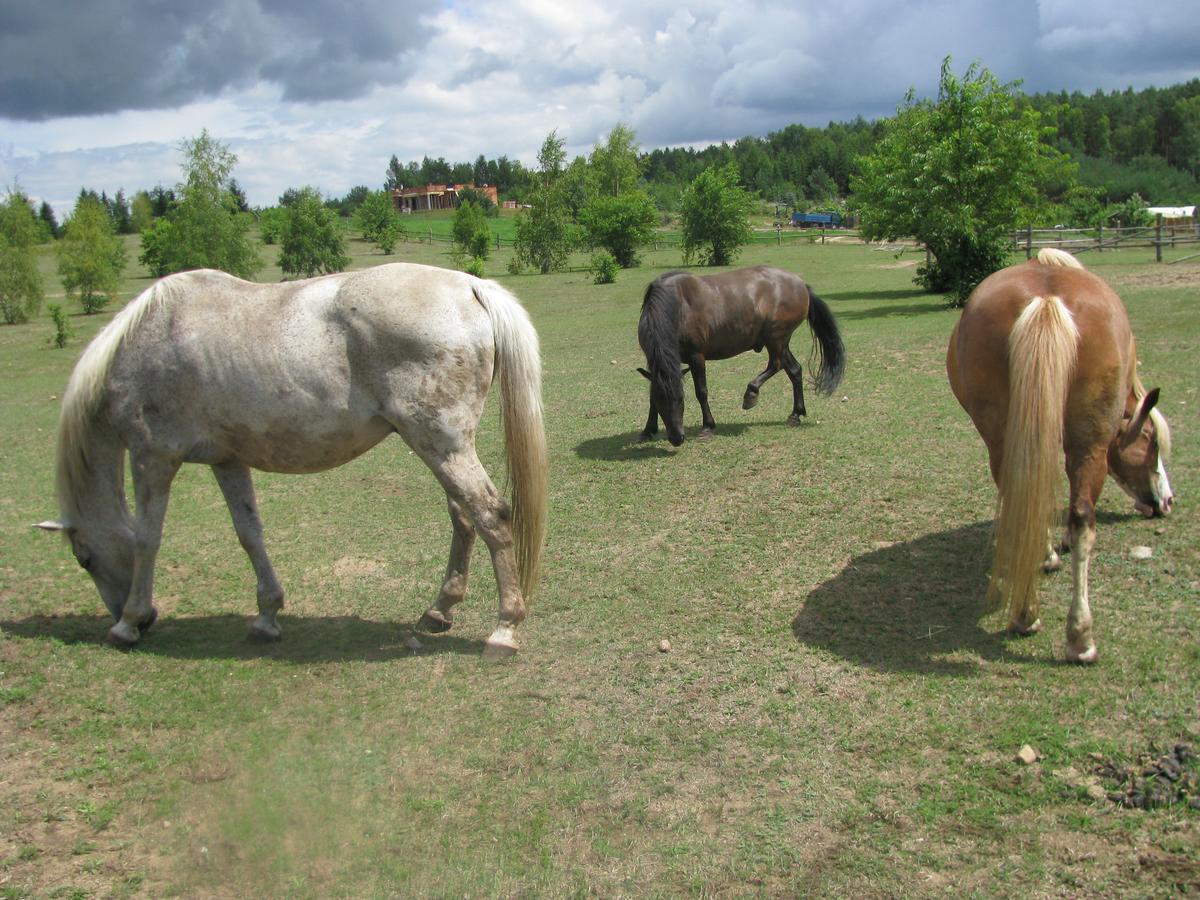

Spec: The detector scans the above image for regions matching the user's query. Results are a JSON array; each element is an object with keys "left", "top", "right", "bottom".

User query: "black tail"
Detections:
[{"left": 806, "top": 291, "right": 845, "bottom": 396}]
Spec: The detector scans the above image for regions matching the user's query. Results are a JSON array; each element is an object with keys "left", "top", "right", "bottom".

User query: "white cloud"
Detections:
[{"left": 2, "top": 0, "right": 1197, "bottom": 218}]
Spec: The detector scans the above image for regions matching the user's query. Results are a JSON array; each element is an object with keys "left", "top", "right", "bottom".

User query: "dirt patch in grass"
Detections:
[{"left": 1107, "top": 265, "right": 1200, "bottom": 289}]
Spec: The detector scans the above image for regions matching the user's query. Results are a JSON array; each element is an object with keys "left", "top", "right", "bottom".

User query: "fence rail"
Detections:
[{"left": 1011, "top": 215, "right": 1200, "bottom": 262}]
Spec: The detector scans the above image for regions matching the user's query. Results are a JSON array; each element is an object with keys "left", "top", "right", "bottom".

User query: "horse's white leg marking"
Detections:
[
  {"left": 109, "top": 453, "right": 179, "bottom": 646},
  {"left": 1066, "top": 522, "right": 1098, "bottom": 664},
  {"left": 1042, "top": 533, "right": 1062, "bottom": 573},
  {"left": 417, "top": 446, "right": 524, "bottom": 659},
  {"left": 212, "top": 463, "right": 284, "bottom": 641},
  {"left": 421, "top": 497, "right": 476, "bottom": 632}
]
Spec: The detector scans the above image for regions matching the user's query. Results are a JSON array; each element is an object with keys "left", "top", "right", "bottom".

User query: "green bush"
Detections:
[{"left": 588, "top": 251, "right": 619, "bottom": 284}]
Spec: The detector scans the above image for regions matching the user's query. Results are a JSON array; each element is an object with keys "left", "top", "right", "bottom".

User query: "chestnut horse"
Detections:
[
  {"left": 37, "top": 264, "right": 547, "bottom": 659},
  {"left": 947, "top": 248, "right": 1173, "bottom": 663},
  {"left": 637, "top": 266, "right": 845, "bottom": 445}
]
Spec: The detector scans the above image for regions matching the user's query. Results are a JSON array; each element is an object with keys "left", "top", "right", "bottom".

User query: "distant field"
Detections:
[{"left": 2, "top": 235, "right": 1197, "bottom": 897}]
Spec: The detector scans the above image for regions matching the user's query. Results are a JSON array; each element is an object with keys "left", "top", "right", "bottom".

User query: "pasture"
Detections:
[{"left": 1, "top": 234, "right": 1197, "bottom": 897}]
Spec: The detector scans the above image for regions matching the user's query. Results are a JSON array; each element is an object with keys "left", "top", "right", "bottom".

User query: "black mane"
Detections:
[{"left": 638, "top": 274, "right": 685, "bottom": 405}]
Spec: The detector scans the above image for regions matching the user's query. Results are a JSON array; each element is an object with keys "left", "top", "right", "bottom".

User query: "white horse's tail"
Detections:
[{"left": 473, "top": 279, "right": 548, "bottom": 601}]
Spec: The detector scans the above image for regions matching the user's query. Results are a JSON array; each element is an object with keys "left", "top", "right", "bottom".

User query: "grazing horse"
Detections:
[
  {"left": 37, "top": 264, "right": 547, "bottom": 659},
  {"left": 946, "top": 247, "right": 1174, "bottom": 663},
  {"left": 637, "top": 266, "right": 845, "bottom": 445}
]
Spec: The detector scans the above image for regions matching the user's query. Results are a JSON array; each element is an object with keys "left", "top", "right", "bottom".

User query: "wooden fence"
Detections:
[{"left": 1012, "top": 215, "right": 1200, "bottom": 262}]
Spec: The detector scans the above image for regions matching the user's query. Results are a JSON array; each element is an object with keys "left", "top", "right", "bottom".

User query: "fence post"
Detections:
[
  {"left": 1156, "top": 214, "right": 1163, "bottom": 263},
  {"left": 428, "top": 229, "right": 433, "bottom": 244},
  {"left": 1025, "top": 224, "right": 1033, "bottom": 259},
  {"left": 1097, "top": 223, "right": 1103, "bottom": 253}
]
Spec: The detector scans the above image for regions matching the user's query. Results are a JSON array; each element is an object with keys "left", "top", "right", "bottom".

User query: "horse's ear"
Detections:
[
  {"left": 1121, "top": 388, "right": 1161, "bottom": 448},
  {"left": 637, "top": 367, "right": 651, "bottom": 380},
  {"left": 33, "top": 520, "right": 71, "bottom": 533}
]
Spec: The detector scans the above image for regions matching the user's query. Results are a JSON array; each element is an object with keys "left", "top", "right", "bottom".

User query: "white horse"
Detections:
[{"left": 37, "top": 263, "right": 547, "bottom": 659}]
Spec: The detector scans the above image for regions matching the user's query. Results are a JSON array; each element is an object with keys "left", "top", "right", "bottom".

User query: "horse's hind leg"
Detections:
[
  {"left": 418, "top": 497, "right": 475, "bottom": 632},
  {"left": 212, "top": 463, "right": 284, "bottom": 642},
  {"left": 415, "top": 444, "right": 527, "bottom": 659},
  {"left": 742, "top": 353, "right": 782, "bottom": 411},
  {"left": 781, "top": 348, "right": 807, "bottom": 423},
  {"left": 109, "top": 453, "right": 180, "bottom": 646},
  {"left": 1064, "top": 453, "right": 1106, "bottom": 664}
]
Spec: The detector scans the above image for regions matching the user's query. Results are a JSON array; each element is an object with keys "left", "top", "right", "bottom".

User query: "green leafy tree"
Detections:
[
  {"left": 130, "top": 191, "right": 155, "bottom": 232},
  {"left": 0, "top": 187, "right": 44, "bottom": 324},
  {"left": 452, "top": 199, "right": 491, "bottom": 260},
  {"left": 578, "top": 191, "right": 658, "bottom": 268},
  {"left": 138, "top": 217, "right": 175, "bottom": 277},
  {"left": 514, "top": 131, "right": 576, "bottom": 274},
  {"left": 679, "top": 162, "right": 757, "bottom": 266},
  {"left": 141, "top": 129, "right": 262, "bottom": 278},
  {"left": 355, "top": 190, "right": 404, "bottom": 254},
  {"left": 277, "top": 187, "right": 349, "bottom": 279},
  {"left": 57, "top": 194, "right": 127, "bottom": 313},
  {"left": 853, "top": 58, "right": 1070, "bottom": 305},
  {"left": 577, "top": 124, "right": 658, "bottom": 267}
]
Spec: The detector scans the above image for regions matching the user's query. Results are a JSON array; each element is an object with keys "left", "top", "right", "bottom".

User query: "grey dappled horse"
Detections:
[{"left": 38, "top": 263, "right": 547, "bottom": 659}]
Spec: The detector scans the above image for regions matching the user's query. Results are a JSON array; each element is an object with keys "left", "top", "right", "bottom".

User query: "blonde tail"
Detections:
[
  {"left": 990, "top": 296, "right": 1079, "bottom": 626},
  {"left": 474, "top": 279, "right": 548, "bottom": 601}
]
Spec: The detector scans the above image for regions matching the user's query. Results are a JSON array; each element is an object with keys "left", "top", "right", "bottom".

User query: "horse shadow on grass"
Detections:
[
  {"left": 823, "top": 289, "right": 947, "bottom": 321},
  {"left": 0, "top": 612, "right": 484, "bottom": 662},
  {"left": 574, "top": 422, "right": 810, "bottom": 461},
  {"left": 792, "top": 520, "right": 1035, "bottom": 675}
]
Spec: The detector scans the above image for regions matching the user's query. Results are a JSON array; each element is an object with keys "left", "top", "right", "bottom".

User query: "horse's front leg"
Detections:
[
  {"left": 212, "top": 463, "right": 285, "bottom": 642},
  {"left": 639, "top": 399, "right": 660, "bottom": 441},
  {"left": 109, "top": 453, "right": 180, "bottom": 647},
  {"left": 1064, "top": 452, "right": 1107, "bottom": 664},
  {"left": 691, "top": 358, "right": 717, "bottom": 439},
  {"left": 419, "top": 497, "right": 475, "bottom": 633},
  {"left": 781, "top": 348, "right": 807, "bottom": 424}
]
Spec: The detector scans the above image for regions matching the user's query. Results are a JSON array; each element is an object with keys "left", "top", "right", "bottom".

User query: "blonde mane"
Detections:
[
  {"left": 56, "top": 277, "right": 177, "bottom": 524},
  {"left": 1036, "top": 247, "right": 1085, "bottom": 269}
]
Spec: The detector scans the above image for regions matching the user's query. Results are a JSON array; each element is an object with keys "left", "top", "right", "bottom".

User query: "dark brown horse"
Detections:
[
  {"left": 637, "top": 266, "right": 845, "bottom": 445},
  {"left": 947, "top": 248, "right": 1174, "bottom": 663}
]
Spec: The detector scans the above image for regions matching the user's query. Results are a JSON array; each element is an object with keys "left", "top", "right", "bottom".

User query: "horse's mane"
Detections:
[
  {"left": 56, "top": 276, "right": 178, "bottom": 524},
  {"left": 1036, "top": 247, "right": 1085, "bottom": 269},
  {"left": 639, "top": 274, "right": 686, "bottom": 405}
]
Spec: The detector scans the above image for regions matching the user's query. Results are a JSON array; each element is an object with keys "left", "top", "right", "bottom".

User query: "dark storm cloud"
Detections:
[{"left": 0, "top": 0, "right": 441, "bottom": 120}]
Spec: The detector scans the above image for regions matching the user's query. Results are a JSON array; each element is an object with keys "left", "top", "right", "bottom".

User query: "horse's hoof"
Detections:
[
  {"left": 248, "top": 616, "right": 282, "bottom": 642},
  {"left": 106, "top": 620, "right": 141, "bottom": 648},
  {"left": 742, "top": 390, "right": 759, "bottom": 410},
  {"left": 1067, "top": 644, "right": 1098, "bottom": 665},
  {"left": 787, "top": 414, "right": 803, "bottom": 427},
  {"left": 418, "top": 610, "right": 454, "bottom": 633},
  {"left": 482, "top": 624, "right": 518, "bottom": 661},
  {"left": 140, "top": 606, "right": 159, "bottom": 632},
  {"left": 1042, "top": 552, "right": 1062, "bottom": 573},
  {"left": 697, "top": 429, "right": 714, "bottom": 442},
  {"left": 1008, "top": 617, "right": 1042, "bottom": 636},
  {"left": 637, "top": 430, "right": 656, "bottom": 442}
]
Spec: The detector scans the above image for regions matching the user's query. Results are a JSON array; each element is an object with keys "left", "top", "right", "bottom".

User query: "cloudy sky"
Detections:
[{"left": 3, "top": 0, "right": 1199, "bottom": 217}]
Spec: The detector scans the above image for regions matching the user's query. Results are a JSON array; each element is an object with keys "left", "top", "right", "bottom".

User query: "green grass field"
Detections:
[{"left": 1, "top": 230, "right": 1197, "bottom": 897}]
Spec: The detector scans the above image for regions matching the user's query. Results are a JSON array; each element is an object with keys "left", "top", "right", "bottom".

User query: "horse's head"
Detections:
[
  {"left": 1108, "top": 387, "right": 1174, "bottom": 518},
  {"left": 638, "top": 365, "right": 688, "bottom": 446},
  {"left": 35, "top": 519, "right": 134, "bottom": 620}
]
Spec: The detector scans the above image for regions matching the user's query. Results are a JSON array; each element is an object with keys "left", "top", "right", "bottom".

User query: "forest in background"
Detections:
[{"left": 45, "top": 78, "right": 1200, "bottom": 240}]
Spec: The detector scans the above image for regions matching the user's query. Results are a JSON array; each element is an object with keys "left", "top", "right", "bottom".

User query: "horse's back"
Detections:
[
  {"left": 103, "top": 265, "right": 496, "bottom": 472},
  {"left": 948, "top": 260, "right": 1133, "bottom": 448},
  {"left": 674, "top": 266, "right": 810, "bottom": 357}
]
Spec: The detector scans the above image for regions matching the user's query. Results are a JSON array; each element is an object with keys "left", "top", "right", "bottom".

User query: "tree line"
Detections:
[{"left": 3, "top": 63, "right": 1198, "bottom": 334}]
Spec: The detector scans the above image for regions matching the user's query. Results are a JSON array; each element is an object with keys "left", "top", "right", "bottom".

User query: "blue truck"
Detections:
[{"left": 791, "top": 211, "right": 843, "bottom": 228}]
